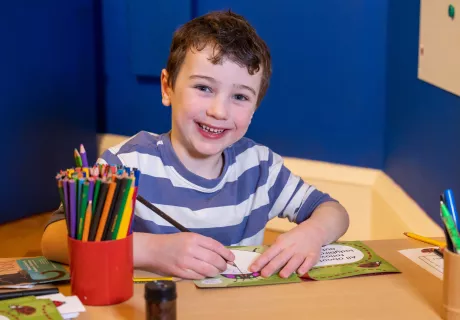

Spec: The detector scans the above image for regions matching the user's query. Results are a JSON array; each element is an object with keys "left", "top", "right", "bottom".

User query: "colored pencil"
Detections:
[
  {"left": 95, "top": 180, "right": 117, "bottom": 241},
  {"left": 77, "top": 181, "right": 89, "bottom": 240},
  {"left": 80, "top": 144, "right": 89, "bottom": 168},
  {"left": 403, "top": 232, "right": 446, "bottom": 248},
  {"left": 444, "top": 189, "right": 459, "bottom": 231},
  {"left": 69, "top": 180, "right": 77, "bottom": 238},
  {"left": 440, "top": 200, "right": 460, "bottom": 253},
  {"left": 92, "top": 178, "right": 101, "bottom": 213},
  {"left": 74, "top": 149, "right": 83, "bottom": 167},
  {"left": 82, "top": 201, "right": 92, "bottom": 242},
  {"left": 128, "top": 169, "right": 140, "bottom": 234},
  {"left": 117, "top": 177, "right": 136, "bottom": 239},
  {"left": 88, "top": 181, "right": 109, "bottom": 241},
  {"left": 56, "top": 146, "right": 139, "bottom": 241},
  {"left": 62, "top": 178, "right": 70, "bottom": 233},
  {"left": 110, "top": 177, "right": 133, "bottom": 239},
  {"left": 137, "top": 195, "right": 190, "bottom": 232}
]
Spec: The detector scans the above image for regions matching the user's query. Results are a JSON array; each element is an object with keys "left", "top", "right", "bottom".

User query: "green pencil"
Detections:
[
  {"left": 74, "top": 149, "right": 83, "bottom": 168},
  {"left": 441, "top": 200, "right": 460, "bottom": 253},
  {"left": 77, "top": 181, "right": 89, "bottom": 240},
  {"left": 92, "top": 178, "right": 101, "bottom": 213},
  {"left": 111, "top": 178, "right": 133, "bottom": 240}
]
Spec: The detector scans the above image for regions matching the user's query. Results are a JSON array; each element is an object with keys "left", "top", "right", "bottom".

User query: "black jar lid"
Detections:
[{"left": 145, "top": 281, "right": 177, "bottom": 302}]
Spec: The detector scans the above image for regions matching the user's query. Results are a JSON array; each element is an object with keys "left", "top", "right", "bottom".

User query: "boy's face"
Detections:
[{"left": 161, "top": 45, "right": 262, "bottom": 159}]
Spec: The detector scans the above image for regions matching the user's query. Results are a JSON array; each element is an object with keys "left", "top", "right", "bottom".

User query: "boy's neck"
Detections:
[{"left": 169, "top": 133, "right": 224, "bottom": 180}]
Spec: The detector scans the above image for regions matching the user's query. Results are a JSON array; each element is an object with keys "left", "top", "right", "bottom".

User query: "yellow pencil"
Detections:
[
  {"left": 116, "top": 178, "right": 135, "bottom": 239},
  {"left": 133, "top": 277, "right": 174, "bottom": 283},
  {"left": 403, "top": 232, "right": 446, "bottom": 247}
]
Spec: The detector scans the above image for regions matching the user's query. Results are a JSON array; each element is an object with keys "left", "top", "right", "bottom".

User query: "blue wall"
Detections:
[
  {"left": 0, "top": 1, "right": 98, "bottom": 224},
  {"left": 102, "top": 0, "right": 388, "bottom": 169},
  {"left": 385, "top": 0, "right": 460, "bottom": 226}
]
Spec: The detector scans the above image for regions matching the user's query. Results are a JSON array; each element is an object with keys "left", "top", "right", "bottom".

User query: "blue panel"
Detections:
[
  {"left": 385, "top": 0, "right": 460, "bottom": 226},
  {"left": 197, "top": 0, "right": 389, "bottom": 168},
  {"left": 103, "top": 0, "right": 172, "bottom": 136},
  {"left": 103, "top": 0, "right": 389, "bottom": 169},
  {"left": 0, "top": 1, "right": 97, "bottom": 223},
  {"left": 127, "top": 0, "right": 192, "bottom": 76}
]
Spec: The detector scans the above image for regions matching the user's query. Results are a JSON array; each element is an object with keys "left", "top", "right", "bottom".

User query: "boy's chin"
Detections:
[{"left": 193, "top": 142, "right": 230, "bottom": 158}]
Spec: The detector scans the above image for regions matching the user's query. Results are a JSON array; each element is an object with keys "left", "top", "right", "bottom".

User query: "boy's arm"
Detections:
[
  {"left": 41, "top": 206, "right": 69, "bottom": 264},
  {"left": 249, "top": 150, "right": 349, "bottom": 277}
]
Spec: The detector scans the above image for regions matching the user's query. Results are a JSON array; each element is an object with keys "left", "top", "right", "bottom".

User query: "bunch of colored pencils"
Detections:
[
  {"left": 440, "top": 189, "right": 460, "bottom": 253},
  {"left": 56, "top": 144, "right": 140, "bottom": 242}
]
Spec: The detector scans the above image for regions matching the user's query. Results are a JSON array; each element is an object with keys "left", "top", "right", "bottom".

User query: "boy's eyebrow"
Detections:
[
  {"left": 233, "top": 84, "right": 256, "bottom": 97},
  {"left": 189, "top": 74, "right": 256, "bottom": 96},
  {"left": 189, "top": 74, "right": 216, "bottom": 82}
]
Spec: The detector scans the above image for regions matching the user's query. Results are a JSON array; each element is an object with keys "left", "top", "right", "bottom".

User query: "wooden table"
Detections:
[{"left": 56, "top": 238, "right": 445, "bottom": 319}]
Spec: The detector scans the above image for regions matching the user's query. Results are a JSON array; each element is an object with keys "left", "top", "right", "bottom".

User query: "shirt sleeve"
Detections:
[
  {"left": 44, "top": 204, "right": 66, "bottom": 230},
  {"left": 97, "top": 148, "right": 124, "bottom": 166},
  {"left": 266, "top": 150, "right": 338, "bottom": 224}
]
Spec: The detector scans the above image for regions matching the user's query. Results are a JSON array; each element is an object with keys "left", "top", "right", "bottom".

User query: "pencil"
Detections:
[
  {"left": 137, "top": 195, "right": 190, "bottom": 232},
  {"left": 403, "top": 232, "right": 446, "bottom": 248},
  {"left": 127, "top": 169, "right": 140, "bottom": 234},
  {"left": 69, "top": 180, "right": 77, "bottom": 238},
  {"left": 92, "top": 178, "right": 101, "bottom": 213},
  {"left": 62, "top": 178, "right": 70, "bottom": 234},
  {"left": 133, "top": 277, "right": 174, "bottom": 283},
  {"left": 102, "top": 176, "right": 123, "bottom": 240},
  {"left": 137, "top": 194, "right": 242, "bottom": 270},
  {"left": 80, "top": 144, "right": 89, "bottom": 168},
  {"left": 111, "top": 177, "right": 133, "bottom": 239},
  {"left": 440, "top": 200, "right": 460, "bottom": 252},
  {"left": 95, "top": 180, "right": 117, "bottom": 241},
  {"left": 82, "top": 201, "right": 92, "bottom": 242},
  {"left": 88, "top": 180, "right": 109, "bottom": 241},
  {"left": 77, "top": 181, "right": 90, "bottom": 240},
  {"left": 117, "top": 177, "right": 136, "bottom": 239},
  {"left": 74, "top": 149, "right": 83, "bottom": 167}
]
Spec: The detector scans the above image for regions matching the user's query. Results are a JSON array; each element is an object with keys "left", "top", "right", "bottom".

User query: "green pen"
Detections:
[{"left": 441, "top": 200, "right": 460, "bottom": 253}]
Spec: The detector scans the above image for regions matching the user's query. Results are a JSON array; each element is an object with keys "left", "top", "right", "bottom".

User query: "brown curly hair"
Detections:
[{"left": 165, "top": 10, "right": 272, "bottom": 107}]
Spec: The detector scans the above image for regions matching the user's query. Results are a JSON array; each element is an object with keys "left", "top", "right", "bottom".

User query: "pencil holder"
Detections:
[
  {"left": 443, "top": 248, "right": 460, "bottom": 319},
  {"left": 68, "top": 234, "right": 134, "bottom": 306}
]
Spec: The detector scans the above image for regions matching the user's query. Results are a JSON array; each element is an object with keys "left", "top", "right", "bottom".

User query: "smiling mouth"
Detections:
[{"left": 197, "top": 123, "right": 226, "bottom": 134}]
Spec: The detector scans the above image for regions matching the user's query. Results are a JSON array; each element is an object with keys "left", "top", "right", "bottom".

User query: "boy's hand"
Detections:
[
  {"left": 135, "top": 232, "right": 234, "bottom": 280},
  {"left": 249, "top": 223, "right": 325, "bottom": 278}
]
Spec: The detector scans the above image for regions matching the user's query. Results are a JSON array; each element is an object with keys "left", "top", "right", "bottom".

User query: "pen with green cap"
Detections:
[{"left": 440, "top": 197, "right": 460, "bottom": 253}]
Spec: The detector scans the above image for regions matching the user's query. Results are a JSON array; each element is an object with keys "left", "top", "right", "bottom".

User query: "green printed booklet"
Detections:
[
  {"left": 0, "top": 257, "right": 69, "bottom": 288},
  {"left": 194, "top": 241, "right": 400, "bottom": 288},
  {"left": 0, "top": 296, "right": 63, "bottom": 320}
]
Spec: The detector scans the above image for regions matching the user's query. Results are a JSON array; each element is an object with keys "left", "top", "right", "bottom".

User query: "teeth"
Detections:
[{"left": 200, "top": 124, "right": 224, "bottom": 134}]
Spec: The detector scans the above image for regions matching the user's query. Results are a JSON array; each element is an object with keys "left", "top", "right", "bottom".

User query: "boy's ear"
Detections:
[{"left": 160, "top": 69, "right": 172, "bottom": 106}]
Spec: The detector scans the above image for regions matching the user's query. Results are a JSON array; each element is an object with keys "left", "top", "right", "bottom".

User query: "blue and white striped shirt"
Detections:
[{"left": 95, "top": 131, "right": 336, "bottom": 246}]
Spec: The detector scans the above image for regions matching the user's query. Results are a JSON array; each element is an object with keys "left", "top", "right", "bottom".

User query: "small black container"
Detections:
[{"left": 145, "top": 281, "right": 177, "bottom": 320}]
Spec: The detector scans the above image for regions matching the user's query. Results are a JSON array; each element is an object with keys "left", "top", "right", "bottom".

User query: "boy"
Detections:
[{"left": 41, "top": 10, "right": 349, "bottom": 280}]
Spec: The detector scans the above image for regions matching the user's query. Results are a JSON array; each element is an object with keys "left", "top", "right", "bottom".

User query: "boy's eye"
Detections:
[
  {"left": 195, "top": 85, "right": 212, "bottom": 93},
  {"left": 233, "top": 94, "right": 249, "bottom": 101}
]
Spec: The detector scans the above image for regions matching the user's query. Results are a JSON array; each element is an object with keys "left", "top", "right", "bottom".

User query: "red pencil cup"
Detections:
[{"left": 68, "top": 234, "right": 134, "bottom": 306}]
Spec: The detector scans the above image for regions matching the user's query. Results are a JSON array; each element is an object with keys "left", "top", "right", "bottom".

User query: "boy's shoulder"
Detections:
[
  {"left": 104, "top": 130, "right": 163, "bottom": 156},
  {"left": 231, "top": 136, "right": 281, "bottom": 163}
]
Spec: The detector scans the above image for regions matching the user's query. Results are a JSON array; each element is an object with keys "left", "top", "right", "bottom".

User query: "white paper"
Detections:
[
  {"left": 38, "top": 293, "right": 86, "bottom": 316},
  {"left": 399, "top": 247, "right": 444, "bottom": 279},
  {"left": 313, "top": 244, "right": 365, "bottom": 267},
  {"left": 222, "top": 250, "right": 261, "bottom": 274}
]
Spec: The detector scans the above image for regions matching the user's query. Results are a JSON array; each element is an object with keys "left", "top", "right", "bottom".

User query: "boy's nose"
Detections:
[{"left": 207, "top": 98, "right": 228, "bottom": 120}]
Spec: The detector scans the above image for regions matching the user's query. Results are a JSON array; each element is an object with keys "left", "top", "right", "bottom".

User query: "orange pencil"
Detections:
[
  {"left": 95, "top": 180, "right": 117, "bottom": 241},
  {"left": 82, "top": 201, "right": 92, "bottom": 242}
]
